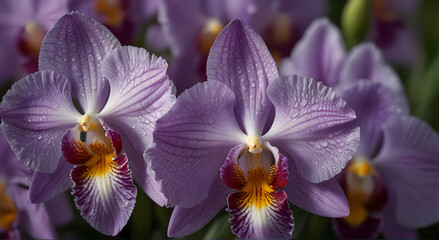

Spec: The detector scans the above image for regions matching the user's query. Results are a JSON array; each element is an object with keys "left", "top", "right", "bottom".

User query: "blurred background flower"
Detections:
[{"left": 0, "top": 132, "right": 72, "bottom": 239}]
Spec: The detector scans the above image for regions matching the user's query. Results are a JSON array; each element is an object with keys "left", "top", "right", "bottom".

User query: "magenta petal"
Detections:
[
  {"left": 71, "top": 154, "right": 137, "bottom": 236},
  {"left": 220, "top": 144, "right": 247, "bottom": 190},
  {"left": 338, "top": 80, "right": 409, "bottom": 157},
  {"left": 339, "top": 43, "right": 403, "bottom": 93},
  {"left": 29, "top": 159, "right": 74, "bottom": 203},
  {"left": 227, "top": 190, "right": 294, "bottom": 239},
  {"left": 39, "top": 12, "right": 120, "bottom": 113},
  {"left": 374, "top": 116, "right": 439, "bottom": 228},
  {"left": 0, "top": 71, "right": 80, "bottom": 172},
  {"left": 264, "top": 142, "right": 289, "bottom": 189},
  {"left": 207, "top": 19, "right": 279, "bottom": 136},
  {"left": 145, "top": 81, "right": 245, "bottom": 208},
  {"left": 333, "top": 216, "right": 382, "bottom": 239},
  {"left": 168, "top": 177, "right": 230, "bottom": 238},
  {"left": 265, "top": 75, "right": 359, "bottom": 183},
  {"left": 280, "top": 18, "right": 345, "bottom": 87},
  {"left": 284, "top": 161, "right": 349, "bottom": 218}
]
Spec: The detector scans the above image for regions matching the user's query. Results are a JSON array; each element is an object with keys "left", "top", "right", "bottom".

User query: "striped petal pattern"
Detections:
[
  {"left": 62, "top": 129, "right": 137, "bottom": 236},
  {"left": 220, "top": 143, "right": 294, "bottom": 239}
]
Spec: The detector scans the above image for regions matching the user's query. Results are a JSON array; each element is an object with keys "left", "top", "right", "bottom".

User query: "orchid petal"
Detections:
[
  {"left": 339, "top": 81, "right": 409, "bottom": 157},
  {"left": 265, "top": 75, "right": 359, "bottom": 183},
  {"left": 96, "top": 46, "right": 175, "bottom": 205},
  {"left": 285, "top": 160, "right": 349, "bottom": 218},
  {"left": 158, "top": 0, "right": 204, "bottom": 56},
  {"left": 169, "top": 52, "right": 204, "bottom": 93},
  {"left": 71, "top": 154, "right": 137, "bottom": 236},
  {"left": 39, "top": 12, "right": 121, "bottom": 113},
  {"left": 339, "top": 43, "right": 403, "bottom": 93},
  {"left": 279, "top": 18, "right": 345, "bottom": 87},
  {"left": 44, "top": 193, "right": 74, "bottom": 227},
  {"left": 167, "top": 177, "right": 230, "bottom": 238},
  {"left": 158, "top": 0, "right": 206, "bottom": 92},
  {"left": 0, "top": 71, "right": 80, "bottom": 172},
  {"left": 380, "top": 194, "right": 418, "bottom": 239},
  {"left": 0, "top": 132, "right": 31, "bottom": 185},
  {"left": 145, "top": 81, "right": 245, "bottom": 208},
  {"left": 29, "top": 159, "right": 73, "bottom": 203},
  {"left": 207, "top": 19, "right": 279, "bottom": 136},
  {"left": 99, "top": 46, "right": 175, "bottom": 150},
  {"left": 126, "top": 137, "right": 169, "bottom": 206},
  {"left": 8, "top": 185, "right": 57, "bottom": 239},
  {"left": 374, "top": 116, "right": 439, "bottom": 228}
]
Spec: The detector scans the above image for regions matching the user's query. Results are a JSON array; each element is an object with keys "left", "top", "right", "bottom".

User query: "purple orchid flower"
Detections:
[
  {"left": 281, "top": 17, "right": 439, "bottom": 239},
  {"left": 0, "top": 12, "right": 175, "bottom": 236},
  {"left": 157, "top": 0, "right": 326, "bottom": 93},
  {"left": 145, "top": 19, "right": 360, "bottom": 239},
  {"left": 0, "top": 132, "right": 73, "bottom": 239},
  {"left": 68, "top": 0, "right": 159, "bottom": 45},
  {"left": 370, "top": 0, "right": 420, "bottom": 65},
  {"left": 0, "top": 0, "right": 67, "bottom": 82}
]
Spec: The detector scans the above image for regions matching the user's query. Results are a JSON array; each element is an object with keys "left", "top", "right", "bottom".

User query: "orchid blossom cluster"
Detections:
[
  {"left": 0, "top": 1, "right": 439, "bottom": 240},
  {"left": 281, "top": 18, "right": 439, "bottom": 239}
]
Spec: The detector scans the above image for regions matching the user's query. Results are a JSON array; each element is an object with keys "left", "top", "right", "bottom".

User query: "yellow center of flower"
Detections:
[
  {"left": 0, "top": 182, "right": 17, "bottom": 230},
  {"left": 94, "top": 0, "right": 124, "bottom": 26},
  {"left": 22, "top": 22, "right": 46, "bottom": 58},
  {"left": 241, "top": 166, "right": 275, "bottom": 210},
  {"left": 73, "top": 140, "right": 116, "bottom": 178},
  {"left": 343, "top": 157, "right": 377, "bottom": 227},
  {"left": 77, "top": 114, "right": 110, "bottom": 146},
  {"left": 229, "top": 137, "right": 279, "bottom": 209},
  {"left": 199, "top": 19, "right": 224, "bottom": 55},
  {"left": 72, "top": 114, "right": 117, "bottom": 177}
]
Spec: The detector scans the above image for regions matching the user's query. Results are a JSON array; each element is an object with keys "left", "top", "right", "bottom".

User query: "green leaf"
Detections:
[{"left": 414, "top": 54, "right": 439, "bottom": 129}]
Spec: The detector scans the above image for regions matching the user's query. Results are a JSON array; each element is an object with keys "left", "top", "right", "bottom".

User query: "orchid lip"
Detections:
[
  {"left": 221, "top": 143, "right": 293, "bottom": 239},
  {"left": 342, "top": 157, "right": 388, "bottom": 227}
]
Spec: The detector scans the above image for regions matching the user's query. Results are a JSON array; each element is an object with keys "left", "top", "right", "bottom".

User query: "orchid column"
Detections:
[
  {"left": 145, "top": 19, "right": 360, "bottom": 239},
  {"left": 0, "top": 12, "right": 175, "bottom": 236}
]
